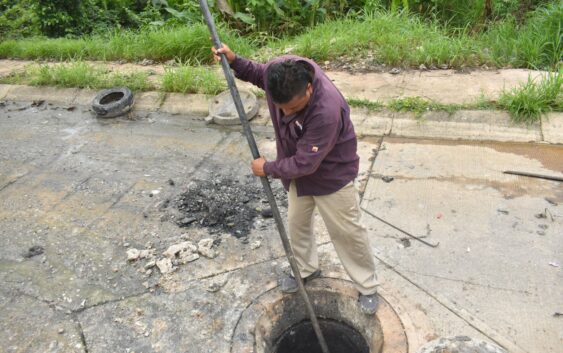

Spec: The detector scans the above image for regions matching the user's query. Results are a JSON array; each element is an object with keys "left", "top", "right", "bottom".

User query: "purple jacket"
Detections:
[{"left": 231, "top": 55, "right": 359, "bottom": 196}]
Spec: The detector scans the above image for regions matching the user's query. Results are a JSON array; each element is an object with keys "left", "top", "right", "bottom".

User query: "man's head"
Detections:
[{"left": 267, "top": 60, "right": 314, "bottom": 116}]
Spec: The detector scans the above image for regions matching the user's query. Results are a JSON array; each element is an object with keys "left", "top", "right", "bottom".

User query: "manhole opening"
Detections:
[
  {"left": 274, "top": 318, "right": 369, "bottom": 353},
  {"left": 100, "top": 92, "right": 124, "bottom": 104},
  {"left": 231, "top": 279, "right": 407, "bottom": 353}
]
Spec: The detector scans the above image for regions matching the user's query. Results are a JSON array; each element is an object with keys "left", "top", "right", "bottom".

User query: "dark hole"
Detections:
[
  {"left": 100, "top": 92, "right": 124, "bottom": 105},
  {"left": 274, "top": 319, "right": 369, "bottom": 353}
]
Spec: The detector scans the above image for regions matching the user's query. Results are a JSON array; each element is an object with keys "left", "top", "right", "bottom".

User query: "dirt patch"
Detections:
[{"left": 171, "top": 175, "right": 287, "bottom": 238}]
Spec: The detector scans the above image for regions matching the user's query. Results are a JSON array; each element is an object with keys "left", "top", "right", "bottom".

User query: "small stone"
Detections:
[
  {"left": 138, "top": 249, "right": 152, "bottom": 259},
  {"left": 179, "top": 252, "right": 199, "bottom": 264},
  {"left": 207, "top": 277, "right": 229, "bottom": 292},
  {"left": 261, "top": 208, "right": 273, "bottom": 218},
  {"left": 198, "top": 238, "right": 217, "bottom": 259},
  {"left": 123, "top": 242, "right": 130, "bottom": 247},
  {"left": 381, "top": 176, "right": 394, "bottom": 183},
  {"left": 250, "top": 240, "right": 262, "bottom": 250},
  {"left": 127, "top": 248, "right": 141, "bottom": 261},
  {"left": 145, "top": 269, "right": 153, "bottom": 276},
  {"left": 390, "top": 68, "right": 401, "bottom": 75},
  {"left": 58, "top": 328, "right": 65, "bottom": 334},
  {"left": 163, "top": 241, "right": 197, "bottom": 258},
  {"left": 419, "top": 64, "right": 428, "bottom": 71},
  {"left": 179, "top": 217, "right": 197, "bottom": 226},
  {"left": 24, "top": 245, "right": 44, "bottom": 258},
  {"left": 324, "top": 61, "right": 330, "bottom": 66},
  {"left": 144, "top": 260, "right": 156, "bottom": 269},
  {"left": 156, "top": 258, "right": 174, "bottom": 274}
]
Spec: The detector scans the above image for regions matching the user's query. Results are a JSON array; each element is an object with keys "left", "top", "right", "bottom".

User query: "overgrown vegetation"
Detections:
[
  {"left": 0, "top": 24, "right": 255, "bottom": 63},
  {"left": 1, "top": 62, "right": 154, "bottom": 91},
  {"left": 161, "top": 65, "right": 226, "bottom": 94},
  {"left": 498, "top": 70, "right": 563, "bottom": 123},
  {"left": 0, "top": 1, "right": 561, "bottom": 70},
  {"left": 348, "top": 72, "right": 562, "bottom": 123},
  {"left": 0, "top": 62, "right": 226, "bottom": 95}
]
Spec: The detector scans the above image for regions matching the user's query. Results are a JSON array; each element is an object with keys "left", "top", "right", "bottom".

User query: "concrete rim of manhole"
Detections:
[
  {"left": 209, "top": 89, "right": 259, "bottom": 126},
  {"left": 231, "top": 277, "right": 407, "bottom": 353}
]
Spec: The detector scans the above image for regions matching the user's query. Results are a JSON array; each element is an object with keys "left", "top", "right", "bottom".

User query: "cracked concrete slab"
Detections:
[
  {"left": 361, "top": 138, "right": 563, "bottom": 353},
  {"left": 1, "top": 101, "right": 562, "bottom": 353},
  {"left": 159, "top": 93, "right": 209, "bottom": 117},
  {"left": 329, "top": 69, "right": 544, "bottom": 104},
  {"left": 5, "top": 85, "right": 79, "bottom": 105},
  {"left": 0, "top": 287, "right": 85, "bottom": 353},
  {"left": 392, "top": 110, "right": 542, "bottom": 142},
  {"left": 543, "top": 112, "right": 563, "bottom": 144}
]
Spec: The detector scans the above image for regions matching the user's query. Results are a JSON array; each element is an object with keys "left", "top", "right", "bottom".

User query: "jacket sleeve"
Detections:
[
  {"left": 263, "top": 112, "right": 341, "bottom": 179},
  {"left": 230, "top": 56, "right": 267, "bottom": 90}
]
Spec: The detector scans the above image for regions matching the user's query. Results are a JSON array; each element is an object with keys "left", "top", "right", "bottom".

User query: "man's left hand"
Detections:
[{"left": 251, "top": 157, "right": 267, "bottom": 177}]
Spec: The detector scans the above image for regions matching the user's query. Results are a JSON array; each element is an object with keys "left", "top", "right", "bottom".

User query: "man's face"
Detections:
[{"left": 275, "top": 83, "right": 313, "bottom": 116}]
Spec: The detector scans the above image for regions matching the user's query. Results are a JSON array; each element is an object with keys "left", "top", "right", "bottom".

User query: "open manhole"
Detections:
[
  {"left": 274, "top": 318, "right": 369, "bottom": 353},
  {"left": 232, "top": 278, "right": 407, "bottom": 353}
]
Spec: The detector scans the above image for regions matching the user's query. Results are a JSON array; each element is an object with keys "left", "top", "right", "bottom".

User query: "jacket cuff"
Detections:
[{"left": 263, "top": 161, "right": 274, "bottom": 177}]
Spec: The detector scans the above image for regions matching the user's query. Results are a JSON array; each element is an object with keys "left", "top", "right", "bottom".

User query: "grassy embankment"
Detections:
[{"left": 1, "top": 5, "right": 561, "bottom": 122}]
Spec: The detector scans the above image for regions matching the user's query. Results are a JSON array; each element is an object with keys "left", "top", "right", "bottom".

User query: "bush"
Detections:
[
  {"left": 482, "top": 1, "right": 562, "bottom": 68},
  {"left": 0, "top": 0, "right": 39, "bottom": 39}
]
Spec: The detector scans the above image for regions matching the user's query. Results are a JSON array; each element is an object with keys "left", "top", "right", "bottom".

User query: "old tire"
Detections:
[{"left": 92, "top": 87, "right": 134, "bottom": 118}]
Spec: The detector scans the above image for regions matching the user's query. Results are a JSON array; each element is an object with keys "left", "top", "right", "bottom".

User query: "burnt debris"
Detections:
[{"left": 174, "top": 176, "right": 286, "bottom": 238}]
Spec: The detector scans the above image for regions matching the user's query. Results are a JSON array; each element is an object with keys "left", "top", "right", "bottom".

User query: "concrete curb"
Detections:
[{"left": 1, "top": 84, "right": 562, "bottom": 144}]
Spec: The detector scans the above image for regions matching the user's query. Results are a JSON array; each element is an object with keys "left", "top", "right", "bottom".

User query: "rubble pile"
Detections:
[{"left": 174, "top": 176, "right": 286, "bottom": 238}]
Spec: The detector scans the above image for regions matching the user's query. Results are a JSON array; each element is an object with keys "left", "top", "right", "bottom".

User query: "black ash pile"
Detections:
[{"left": 174, "top": 176, "right": 287, "bottom": 238}]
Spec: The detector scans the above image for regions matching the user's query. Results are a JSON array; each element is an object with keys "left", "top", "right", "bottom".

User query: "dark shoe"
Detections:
[
  {"left": 359, "top": 293, "right": 379, "bottom": 315},
  {"left": 280, "top": 269, "right": 322, "bottom": 293}
]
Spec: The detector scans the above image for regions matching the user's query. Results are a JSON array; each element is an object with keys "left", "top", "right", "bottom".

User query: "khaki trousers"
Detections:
[{"left": 288, "top": 181, "right": 378, "bottom": 295}]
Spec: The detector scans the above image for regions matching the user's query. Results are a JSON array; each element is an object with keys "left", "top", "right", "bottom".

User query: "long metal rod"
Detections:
[
  {"left": 197, "top": 3, "right": 330, "bottom": 353},
  {"left": 503, "top": 170, "right": 563, "bottom": 183}
]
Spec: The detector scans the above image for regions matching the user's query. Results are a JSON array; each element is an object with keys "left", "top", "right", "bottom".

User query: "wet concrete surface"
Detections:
[{"left": 1, "top": 101, "right": 562, "bottom": 353}]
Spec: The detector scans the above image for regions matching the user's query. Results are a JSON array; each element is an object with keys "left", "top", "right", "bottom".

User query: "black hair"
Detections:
[{"left": 266, "top": 60, "right": 314, "bottom": 104}]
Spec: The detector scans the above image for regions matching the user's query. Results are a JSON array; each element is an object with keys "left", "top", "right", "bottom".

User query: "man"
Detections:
[{"left": 212, "top": 45, "right": 379, "bottom": 314}]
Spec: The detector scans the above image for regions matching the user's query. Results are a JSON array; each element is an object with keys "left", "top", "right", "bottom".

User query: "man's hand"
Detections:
[
  {"left": 251, "top": 157, "right": 267, "bottom": 177},
  {"left": 211, "top": 44, "right": 236, "bottom": 64}
]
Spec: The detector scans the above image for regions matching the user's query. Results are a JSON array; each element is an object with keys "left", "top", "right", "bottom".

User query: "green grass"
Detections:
[
  {"left": 0, "top": 24, "right": 256, "bottom": 63},
  {"left": 161, "top": 65, "right": 226, "bottom": 94},
  {"left": 268, "top": 11, "right": 485, "bottom": 68},
  {"left": 0, "top": 61, "right": 227, "bottom": 95},
  {"left": 347, "top": 98, "right": 384, "bottom": 111},
  {"left": 498, "top": 71, "right": 563, "bottom": 123},
  {"left": 1, "top": 4, "right": 561, "bottom": 69},
  {"left": 348, "top": 95, "right": 497, "bottom": 118},
  {"left": 1, "top": 62, "right": 154, "bottom": 91},
  {"left": 480, "top": 2, "right": 562, "bottom": 70}
]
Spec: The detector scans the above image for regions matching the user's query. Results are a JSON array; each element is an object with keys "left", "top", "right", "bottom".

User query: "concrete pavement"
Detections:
[
  {"left": 0, "top": 100, "right": 561, "bottom": 353},
  {"left": 0, "top": 83, "right": 562, "bottom": 145}
]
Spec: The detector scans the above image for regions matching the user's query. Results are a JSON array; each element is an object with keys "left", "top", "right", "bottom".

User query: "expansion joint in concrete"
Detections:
[
  {"left": 375, "top": 255, "right": 529, "bottom": 353},
  {"left": 401, "top": 269, "right": 532, "bottom": 294}
]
